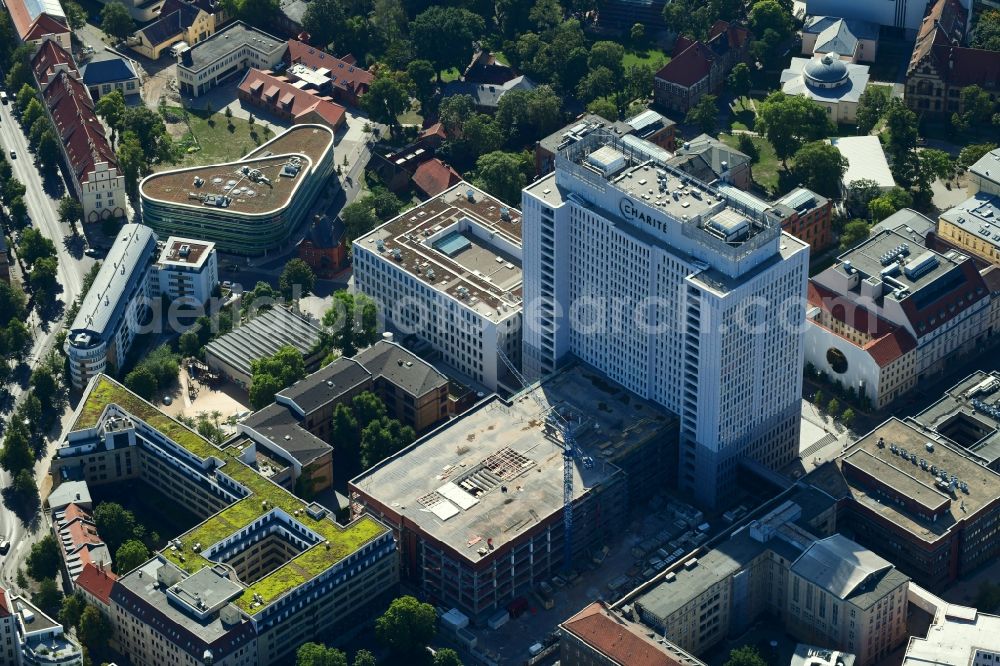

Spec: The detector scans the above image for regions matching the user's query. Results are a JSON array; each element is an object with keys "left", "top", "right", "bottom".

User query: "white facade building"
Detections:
[
  {"left": 80, "top": 160, "right": 127, "bottom": 223},
  {"left": 805, "top": 0, "right": 969, "bottom": 34},
  {"left": 521, "top": 131, "right": 809, "bottom": 507},
  {"left": 176, "top": 21, "right": 285, "bottom": 97},
  {"left": 353, "top": 183, "right": 523, "bottom": 391},
  {"left": 153, "top": 237, "right": 218, "bottom": 306},
  {"left": 65, "top": 225, "right": 159, "bottom": 389}
]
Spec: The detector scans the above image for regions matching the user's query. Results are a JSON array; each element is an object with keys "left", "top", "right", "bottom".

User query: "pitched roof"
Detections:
[
  {"left": 412, "top": 158, "right": 462, "bottom": 198},
  {"left": 303, "top": 215, "right": 345, "bottom": 249},
  {"left": 44, "top": 71, "right": 119, "bottom": 181},
  {"left": 75, "top": 563, "right": 118, "bottom": 604},
  {"left": 655, "top": 41, "right": 713, "bottom": 87},
  {"left": 285, "top": 40, "right": 373, "bottom": 95},
  {"left": 420, "top": 122, "right": 447, "bottom": 141},
  {"left": 31, "top": 38, "right": 76, "bottom": 87},
  {"left": 138, "top": 0, "right": 202, "bottom": 46},
  {"left": 82, "top": 56, "right": 138, "bottom": 86},
  {"left": 7, "top": 0, "right": 67, "bottom": 41},
  {"left": 353, "top": 340, "right": 449, "bottom": 398},
  {"left": 561, "top": 602, "right": 698, "bottom": 666},
  {"left": 238, "top": 68, "right": 346, "bottom": 128}
]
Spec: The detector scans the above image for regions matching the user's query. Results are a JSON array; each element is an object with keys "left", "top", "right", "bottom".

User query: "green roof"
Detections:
[{"left": 72, "top": 375, "right": 389, "bottom": 614}]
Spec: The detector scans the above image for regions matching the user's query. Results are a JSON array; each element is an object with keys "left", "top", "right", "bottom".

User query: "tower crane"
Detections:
[{"left": 496, "top": 350, "right": 592, "bottom": 572}]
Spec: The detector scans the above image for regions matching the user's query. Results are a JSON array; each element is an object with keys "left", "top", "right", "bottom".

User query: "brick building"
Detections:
[
  {"left": 654, "top": 22, "right": 751, "bottom": 113},
  {"left": 297, "top": 215, "right": 347, "bottom": 279}
]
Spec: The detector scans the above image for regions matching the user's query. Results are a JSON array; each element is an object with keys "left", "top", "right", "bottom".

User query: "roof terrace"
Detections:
[
  {"left": 355, "top": 183, "right": 523, "bottom": 322},
  {"left": 68, "top": 375, "right": 387, "bottom": 613},
  {"left": 140, "top": 125, "right": 333, "bottom": 216}
]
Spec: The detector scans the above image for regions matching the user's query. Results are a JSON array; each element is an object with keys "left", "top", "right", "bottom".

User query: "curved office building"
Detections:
[{"left": 139, "top": 124, "right": 336, "bottom": 255}]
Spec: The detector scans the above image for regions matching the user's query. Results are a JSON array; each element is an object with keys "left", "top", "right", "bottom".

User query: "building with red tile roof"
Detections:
[
  {"left": 412, "top": 158, "right": 462, "bottom": 199},
  {"left": 905, "top": 0, "right": 999, "bottom": 116},
  {"left": 54, "top": 502, "right": 112, "bottom": 581},
  {"left": 654, "top": 21, "right": 751, "bottom": 112},
  {"left": 30, "top": 37, "right": 76, "bottom": 88},
  {"left": 238, "top": 68, "right": 346, "bottom": 130},
  {"left": 6, "top": 0, "right": 70, "bottom": 51},
  {"left": 75, "top": 563, "right": 118, "bottom": 613},
  {"left": 42, "top": 69, "right": 127, "bottom": 221},
  {"left": 560, "top": 602, "right": 704, "bottom": 666},
  {"left": 285, "top": 40, "right": 373, "bottom": 107},
  {"left": 806, "top": 226, "right": 991, "bottom": 408}
]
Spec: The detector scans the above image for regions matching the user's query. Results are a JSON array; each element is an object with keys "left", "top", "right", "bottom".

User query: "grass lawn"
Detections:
[
  {"left": 441, "top": 67, "right": 462, "bottom": 83},
  {"left": 160, "top": 106, "right": 276, "bottom": 169},
  {"left": 720, "top": 132, "right": 782, "bottom": 195},
  {"left": 729, "top": 97, "right": 757, "bottom": 131},
  {"left": 623, "top": 47, "right": 670, "bottom": 70}
]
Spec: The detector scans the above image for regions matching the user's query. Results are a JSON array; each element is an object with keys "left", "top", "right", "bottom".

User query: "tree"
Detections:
[
  {"left": 8, "top": 196, "right": 28, "bottom": 230},
  {"left": 827, "top": 397, "right": 841, "bottom": 416},
  {"left": 361, "top": 416, "right": 415, "bottom": 468},
  {"left": 973, "top": 9, "right": 1000, "bottom": 51},
  {"left": 361, "top": 73, "right": 410, "bottom": 135},
  {"left": 37, "top": 129, "right": 61, "bottom": 174},
  {"left": 868, "top": 186, "right": 913, "bottom": 222},
  {"left": 77, "top": 606, "right": 112, "bottom": 654},
  {"left": 58, "top": 593, "right": 86, "bottom": 630},
  {"left": 296, "top": 643, "right": 348, "bottom": 666},
  {"left": 813, "top": 389, "right": 825, "bottom": 407},
  {"left": 793, "top": 141, "right": 848, "bottom": 198},
  {"left": 116, "top": 540, "right": 150, "bottom": 574},
  {"left": 855, "top": 85, "right": 890, "bottom": 135},
  {"left": 411, "top": 7, "right": 485, "bottom": 80},
  {"left": 63, "top": 0, "right": 86, "bottom": 29},
  {"left": 19, "top": 228, "right": 56, "bottom": 267},
  {"left": 249, "top": 346, "right": 306, "bottom": 409},
  {"left": 960, "top": 85, "right": 995, "bottom": 127},
  {"left": 749, "top": 0, "right": 791, "bottom": 39},
  {"left": 846, "top": 178, "right": 883, "bottom": 218},
  {"left": 756, "top": 92, "right": 832, "bottom": 167},
  {"left": 406, "top": 59, "right": 437, "bottom": 111},
  {"left": 352, "top": 650, "right": 377, "bottom": 666},
  {"left": 727, "top": 63, "right": 751, "bottom": 99},
  {"left": 342, "top": 201, "right": 379, "bottom": 243},
  {"left": 738, "top": 133, "right": 759, "bottom": 163},
  {"left": 15, "top": 83, "right": 37, "bottom": 113},
  {"left": 958, "top": 142, "right": 997, "bottom": 169},
  {"left": 473, "top": 150, "right": 532, "bottom": 206},
  {"left": 624, "top": 62, "right": 658, "bottom": 102},
  {"left": 839, "top": 219, "right": 871, "bottom": 250},
  {"left": 279, "top": 259, "right": 315, "bottom": 300},
  {"left": 118, "top": 131, "right": 145, "bottom": 201},
  {"left": 27, "top": 535, "right": 61, "bottom": 581},
  {"left": 322, "top": 291, "right": 377, "bottom": 356},
  {"left": 685, "top": 95, "right": 718, "bottom": 134},
  {"left": 724, "top": 646, "right": 767, "bottom": 666},
  {"left": 95, "top": 91, "right": 127, "bottom": 140},
  {"left": 21, "top": 97, "right": 46, "bottom": 131},
  {"left": 575, "top": 66, "right": 615, "bottom": 103},
  {"left": 100, "top": 1, "right": 134, "bottom": 40},
  {"left": 120, "top": 106, "right": 173, "bottom": 165},
  {"left": 241, "top": 281, "right": 278, "bottom": 316},
  {"left": 0, "top": 419, "right": 33, "bottom": 475},
  {"left": 123, "top": 366, "right": 155, "bottom": 400},
  {"left": 375, "top": 595, "right": 437, "bottom": 656},
  {"left": 433, "top": 649, "right": 463, "bottom": 666},
  {"left": 883, "top": 99, "right": 918, "bottom": 185},
  {"left": 630, "top": 22, "right": 646, "bottom": 44},
  {"left": 331, "top": 402, "right": 361, "bottom": 472},
  {"left": 179, "top": 331, "right": 201, "bottom": 357},
  {"left": 841, "top": 408, "right": 856, "bottom": 427},
  {"left": 93, "top": 502, "right": 137, "bottom": 554},
  {"left": 302, "top": 0, "right": 345, "bottom": 50},
  {"left": 29, "top": 256, "right": 59, "bottom": 300},
  {"left": 29, "top": 366, "right": 59, "bottom": 418},
  {"left": 32, "top": 578, "right": 61, "bottom": 616},
  {"left": 58, "top": 196, "right": 84, "bottom": 231},
  {"left": 587, "top": 98, "right": 618, "bottom": 121},
  {"left": 588, "top": 41, "right": 625, "bottom": 79},
  {"left": 5, "top": 61, "right": 32, "bottom": 96},
  {"left": 221, "top": 0, "right": 279, "bottom": 26},
  {"left": 529, "top": 0, "right": 563, "bottom": 31},
  {"left": 439, "top": 94, "right": 476, "bottom": 137}
]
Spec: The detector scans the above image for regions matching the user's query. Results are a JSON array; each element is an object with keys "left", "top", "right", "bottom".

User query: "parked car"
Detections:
[
  {"left": 9, "top": 150, "right": 15, "bottom": 159},
  {"left": 0, "top": 540, "right": 9, "bottom": 555}
]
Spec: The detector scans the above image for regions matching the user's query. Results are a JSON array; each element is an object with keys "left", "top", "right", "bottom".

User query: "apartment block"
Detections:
[
  {"left": 913, "top": 371, "right": 1000, "bottom": 470},
  {"left": 350, "top": 363, "right": 678, "bottom": 621},
  {"left": 938, "top": 194, "right": 1000, "bottom": 267},
  {"left": 804, "top": 417, "right": 1000, "bottom": 591},
  {"left": 904, "top": 604, "right": 1000, "bottom": 666},
  {"left": 64, "top": 225, "right": 159, "bottom": 389},
  {"left": 353, "top": 183, "right": 523, "bottom": 392},
  {"left": 50, "top": 375, "right": 398, "bottom": 665},
  {"left": 522, "top": 129, "right": 808, "bottom": 507},
  {"left": 152, "top": 237, "right": 219, "bottom": 306}
]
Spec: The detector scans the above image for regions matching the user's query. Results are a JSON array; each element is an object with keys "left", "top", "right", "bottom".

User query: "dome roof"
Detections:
[{"left": 803, "top": 53, "right": 849, "bottom": 86}]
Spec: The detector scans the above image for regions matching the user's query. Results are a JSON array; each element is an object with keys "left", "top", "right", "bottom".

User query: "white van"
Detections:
[{"left": 170, "top": 41, "right": 190, "bottom": 58}]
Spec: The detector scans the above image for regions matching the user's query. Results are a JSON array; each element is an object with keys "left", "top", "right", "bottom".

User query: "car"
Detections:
[
  {"left": 222, "top": 280, "right": 232, "bottom": 289},
  {"left": 0, "top": 540, "right": 9, "bottom": 555},
  {"left": 9, "top": 150, "right": 15, "bottom": 159},
  {"left": 84, "top": 248, "right": 98, "bottom": 257},
  {"left": 528, "top": 643, "right": 544, "bottom": 657}
]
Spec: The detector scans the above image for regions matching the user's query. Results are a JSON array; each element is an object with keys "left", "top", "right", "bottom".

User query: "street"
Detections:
[{"left": 0, "top": 94, "right": 96, "bottom": 592}]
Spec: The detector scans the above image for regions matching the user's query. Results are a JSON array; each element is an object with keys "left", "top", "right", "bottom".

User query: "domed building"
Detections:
[{"left": 779, "top": 52, "right": 872, "bottom": 123}]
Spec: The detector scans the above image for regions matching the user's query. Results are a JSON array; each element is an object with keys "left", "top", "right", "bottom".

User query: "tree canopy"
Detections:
[
  {"left": 249, "top": 346, "right": 307, "bottom": 409},
  {"left": 376, "top": 595, "right": 437, "bottom": 656},
  {"left": 756, "top": 93, "right": 832, "bottom": 166},
  {"left": 792, "top": 141, "right": 848, "bottom": 199}
]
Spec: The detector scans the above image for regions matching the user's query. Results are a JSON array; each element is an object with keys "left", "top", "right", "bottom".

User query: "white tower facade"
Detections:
[{"left": 521, "top": 131, "right": 809, "bottom": 506}]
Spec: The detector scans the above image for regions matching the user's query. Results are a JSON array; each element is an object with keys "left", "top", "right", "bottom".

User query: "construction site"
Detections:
[{"left": 349, "top": 362, "right": 679, "bottom": 621}]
